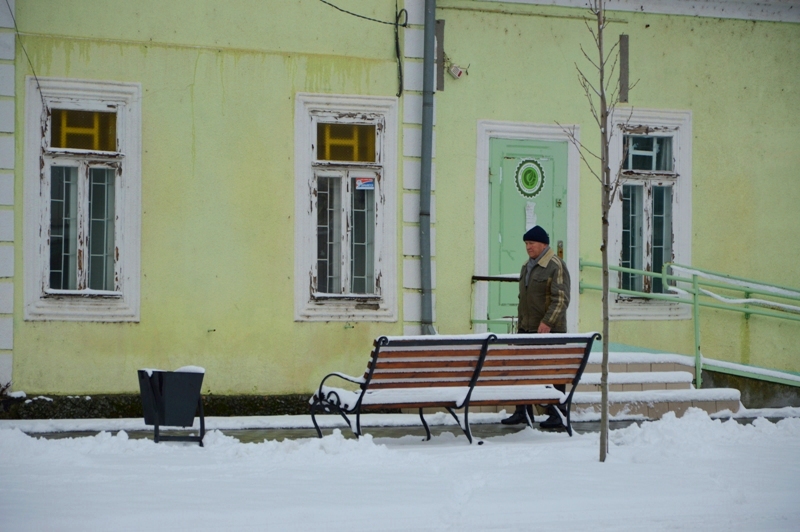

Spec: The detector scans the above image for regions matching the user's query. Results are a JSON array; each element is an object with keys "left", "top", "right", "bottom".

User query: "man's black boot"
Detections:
[
  {"left": 539, "top": 405, "right": 567, "bottom": 430},
  {"left": 501, "top": 405, "right": 527, "bottom": 425}
]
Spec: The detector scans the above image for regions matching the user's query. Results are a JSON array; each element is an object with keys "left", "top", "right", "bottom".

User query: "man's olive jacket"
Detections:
[{"left": 517, "top": 247, "right": 571, "bottom": 333}]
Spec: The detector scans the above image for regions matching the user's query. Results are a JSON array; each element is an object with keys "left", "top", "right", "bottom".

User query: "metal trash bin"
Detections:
[{"left": 137, "top": 367, "right": 206, "bottom": 446}]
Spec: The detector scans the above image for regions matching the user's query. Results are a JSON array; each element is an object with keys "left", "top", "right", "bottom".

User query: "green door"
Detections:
[{"left": 488, "top": 138, "right": 568, "bottom": 333}]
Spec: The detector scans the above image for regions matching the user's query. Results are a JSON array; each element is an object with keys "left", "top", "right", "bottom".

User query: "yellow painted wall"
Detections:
[
  {"left": 431, "top": 2, "right": 800, "bottom": 371},
  {"left": 12, "top": 0, "right": 403, "bottom": 394},
  {"left": 11, "top": 1, "right": 800, "bottom": 395}
]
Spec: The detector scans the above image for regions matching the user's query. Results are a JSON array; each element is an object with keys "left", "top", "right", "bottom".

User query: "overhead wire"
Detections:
[
  {"left": 318, "top": 0, "right": 408, "bottom": 97},
  {"left": 3, "top": 0, "right": 45, "bottom": 108},
  {"left": 318, "top": 0, "right": 407, "bottom": 27}
]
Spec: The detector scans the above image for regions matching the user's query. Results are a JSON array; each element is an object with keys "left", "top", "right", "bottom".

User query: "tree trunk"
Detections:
[{"left": 597, "top": 0, "right": 611, "bottom": 463}]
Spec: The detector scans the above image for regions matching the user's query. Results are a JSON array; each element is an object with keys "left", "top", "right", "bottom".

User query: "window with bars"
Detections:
[
  {"left": 294, "top": 94, "right": 397, "bottom": 321},
  {"left": 24, "top": 77, "right": 141, "bottom": 321},
  {"left": 45, "top": 109, "right": 119, "bottom": 293},
  {"left": 49, "top": 166, "right": 116, "bottom": 291},
  {"left": 314, "top": 122, "right": 378, "bottom": 296},
  {"left": 608, "top": 109, "right": 691, "bottom": 320},
  {"left": 46, "top": 110, "right": 119, "bottom": 293},
  {"left": 620, "top": 135, "right": 675, "bottom": 295}
]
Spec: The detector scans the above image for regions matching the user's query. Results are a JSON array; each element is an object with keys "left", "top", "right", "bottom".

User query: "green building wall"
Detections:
[{"left": 8, "top": 1, "right": 800, "bottom": 396}]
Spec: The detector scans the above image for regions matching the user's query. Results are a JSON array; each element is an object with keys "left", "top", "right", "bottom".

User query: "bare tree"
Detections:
[{"left": 560, "top": 0, "right": 631, "bottom": 462}]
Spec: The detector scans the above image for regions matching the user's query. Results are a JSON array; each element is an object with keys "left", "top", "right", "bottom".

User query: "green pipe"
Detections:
[
  {"left": 471, "top": 319, "right": 515, "bottom": 333},
  {"left": 696, "top": 299, "right": 800, "bottom": 322},
  {"left": 579, "top": 282, "right": 693, "bottom": 303},
  {"left": 703, "top": 363, "right": 800, "bottom": 388},
  {"left": 670, "top": 263, "right": 800, "bottom": 296},
  {"left": 575, "top": 258, "right": 800, "bottom": 388},
  {"left": 579, "top": 281, "right": 800, "bottom": 322},
  {"left": 583, "top": 259, "right": 800, "bottom": 303}
]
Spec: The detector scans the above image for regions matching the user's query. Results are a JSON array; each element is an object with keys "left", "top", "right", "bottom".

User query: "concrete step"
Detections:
[
  {"left": 585, "top": 351, "right": 696, "bottom": 374},
  {"left": 401, "top": 352, "right": 741, "bottom": 420},
  {"left": 574, "top": 370, "right": 693, "bottom": 392},
  {"left": 575, "top": 352, "right": 738, "bottom": 419},
  {"left": 571, "top": 387, "right": 742, "bottom": 419}
]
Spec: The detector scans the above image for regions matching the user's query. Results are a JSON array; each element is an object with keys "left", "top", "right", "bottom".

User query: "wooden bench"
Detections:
[{"left": 309, "top": 332, "right": 600, "bottom": 443}]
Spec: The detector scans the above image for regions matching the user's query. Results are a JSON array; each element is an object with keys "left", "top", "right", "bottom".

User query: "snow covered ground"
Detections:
[{"left": 1, "top": 408, "right": 799, "bottom": 531}]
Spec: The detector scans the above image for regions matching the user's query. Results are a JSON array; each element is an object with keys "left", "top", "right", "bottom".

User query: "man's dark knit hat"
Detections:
[{"left": 523, "top": 225, "right": 549, "bottom": 245}]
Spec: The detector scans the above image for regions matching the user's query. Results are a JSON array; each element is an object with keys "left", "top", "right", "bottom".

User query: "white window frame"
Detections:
[
  {"left": 294, "top": 93, "right": 397, "bottom": 321},
  {"left": 24, "top": 77, "right": 141, "bottom": 321},
  {"left": 608, "top": 108, "right": 692, "bottom": 320}
]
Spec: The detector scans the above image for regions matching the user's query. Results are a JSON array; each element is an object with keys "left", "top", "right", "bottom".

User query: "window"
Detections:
[
  {"left": 294, "top": 94, "right": 397, "bottom": 321},
  {"left": 24, "top": 78, "right": 141, "bottom": 321},
  {"left": 608, "top": 109, "right": 692, "bottom": 320},
  {"left": 620, "top": 135, "right": 674, "bottom": 294}
]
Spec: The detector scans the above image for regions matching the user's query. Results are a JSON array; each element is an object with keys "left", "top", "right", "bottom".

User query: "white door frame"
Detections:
[{"left": 474, "top": 121, "right": 580, "bottom": 333}]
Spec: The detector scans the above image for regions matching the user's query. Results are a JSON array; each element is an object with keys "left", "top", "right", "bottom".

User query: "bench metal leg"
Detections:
[
  {"left": 311, "top": 408, "right": 323, "bottom": 439},
  {"left": 197, "top": 397, "right": 205, "bottom": 447},
  {"left": 563, "top": 402, "right": 573, "bottom": 437},
  {"left": 549, "top": 402, "right": 571, "bottom": 436},
  {"left": 524, "top": 405, "right": 534, "bottom": 428},
  {"left": 310, "top": 399, "right": 355, "bottom": 438},
  {"left": 445, "top": 407, "right": 473, "bottom": 444},
  {"left": 419, "top": 409, "right": 432, "bottom": 441}
]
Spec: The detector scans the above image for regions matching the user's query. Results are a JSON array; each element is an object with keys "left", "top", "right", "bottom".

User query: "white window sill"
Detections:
[
  {"left": 297, "top": 297, "right": 396, "bottom": 322},
  {"left": 25, "top": 295, "right": 139, "bottom": 322}
]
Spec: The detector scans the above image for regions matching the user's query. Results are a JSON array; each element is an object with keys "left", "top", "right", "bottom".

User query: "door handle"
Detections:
[{"left": 558, "top": 240, "right": 564, "bottom": 259}]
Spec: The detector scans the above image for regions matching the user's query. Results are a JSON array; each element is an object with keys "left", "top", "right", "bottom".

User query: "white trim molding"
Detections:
[
  {"left": 474, "top": 121, "right": 580, "bottom": 334},
  {"left": 293, "top": 93, "right": 398, "bottom": 322},
  {"left": 23, "top": 77, "right": 142, "bottom": 321}
]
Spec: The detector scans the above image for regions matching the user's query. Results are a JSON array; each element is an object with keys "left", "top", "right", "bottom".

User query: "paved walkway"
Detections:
[{"left": 37, "top": 420, "right": 638, "bottom": 443}]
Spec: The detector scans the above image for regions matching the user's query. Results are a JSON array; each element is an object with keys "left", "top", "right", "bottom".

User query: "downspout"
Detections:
[{"left": 420, "top": 0, "right": 436, "bottom": 335}]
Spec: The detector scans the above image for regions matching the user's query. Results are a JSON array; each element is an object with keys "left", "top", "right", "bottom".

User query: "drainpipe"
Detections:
[{"left": 419, "top": 0, "right": 436, "bottom": 335}]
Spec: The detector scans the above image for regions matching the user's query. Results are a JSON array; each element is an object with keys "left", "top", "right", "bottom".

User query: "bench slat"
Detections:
[
  {"left": 486, "top": 347, "right": 586, "bottom": 356},
  {"left": 475, "top": 377, "right": 574, "bottom": 386},
  {"left": 376, "top": 348, "right": 487, "bottom": 358},
  {"left": 370, "top": 370, "right": 475, "bottom": 380},
  {"left": 371, "top": 360, "right": 478, "bottom": 370},
  {"left": 367, "top": 380, "right": 470, "bottom": 389},
  {"left": 360, "top": 402, "right": 467, "bottom": 410},
  {"left": 481, "top": 357, "right": 584, "bottom": 367},
  {"left": 479, "top": 367, "right": 579, "bottom": 377}
]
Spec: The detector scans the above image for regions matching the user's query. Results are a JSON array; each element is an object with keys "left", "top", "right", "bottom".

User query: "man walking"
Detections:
[{"left": 501, "top": 225, "right": 571, "bottom": 429}]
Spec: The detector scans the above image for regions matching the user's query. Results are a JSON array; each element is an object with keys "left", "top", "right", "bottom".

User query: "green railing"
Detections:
[
  {"left": 579, "top": 260, "right": 800, "bottom": 388},
  {"left": 470, "top": 275, "right": 520, "bottom": 334}
]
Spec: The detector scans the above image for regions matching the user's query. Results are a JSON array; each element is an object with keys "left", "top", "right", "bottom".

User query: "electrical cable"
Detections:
[
  {"left": 395, "top": 2, "right": 407, "bottom": 97},
  {"left": 317, "top": 0, "right": 407, "bottom": 98},
  {"left": 319, "top": 0, "right": 407, "bottom": 27}
]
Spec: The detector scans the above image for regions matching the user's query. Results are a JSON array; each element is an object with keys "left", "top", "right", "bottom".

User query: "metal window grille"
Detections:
[
  {"left": 621, "top": 184, "right": 643, "bottom": 292},
  {"left": 49, "top": 166, "right": 78, "bottom": 290},
  {"left": 350, "top": 178, "right": 375, "bottom": 294},
  {"left": 49, "top": 165, "right": 117, "bottom": 292},
  {"left": 317, "top": 176, "right": 342, "bottom": 294},
  {"left": 88, "top": 168, "right": 116, "bottom": 290},
  {"left": 621, "top": 134, "right": 676, "bottom": 295},
  {"left": 651, "top": 185, "right": 673, "bottom": 294}
]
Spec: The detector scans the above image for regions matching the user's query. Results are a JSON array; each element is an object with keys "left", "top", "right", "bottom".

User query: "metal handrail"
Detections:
[{"left": 578, "top": 259, "right": 800, "bottom": 387}]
